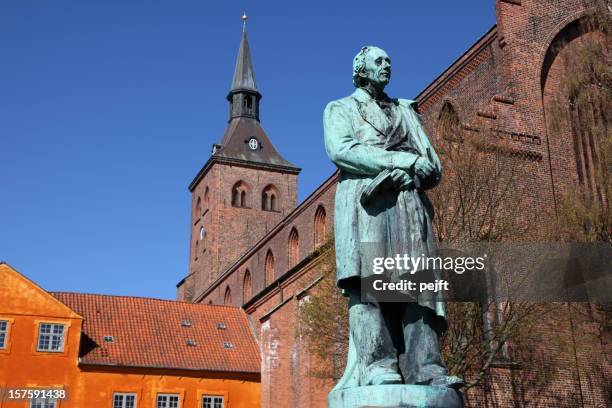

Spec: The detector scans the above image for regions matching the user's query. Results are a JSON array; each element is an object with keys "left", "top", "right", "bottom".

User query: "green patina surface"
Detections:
[{"left": 323, "top": 46, "right": 462, "bottom": 407}]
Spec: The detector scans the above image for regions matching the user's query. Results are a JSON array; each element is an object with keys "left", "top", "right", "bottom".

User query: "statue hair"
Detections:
[{"left": 352, "top": 45, "right": 383, "bottom": 88}]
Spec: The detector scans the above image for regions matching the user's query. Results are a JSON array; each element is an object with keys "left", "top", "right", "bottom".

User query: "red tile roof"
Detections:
[{"left": 52, "top": 292, "right": 260, "bottom": 374}]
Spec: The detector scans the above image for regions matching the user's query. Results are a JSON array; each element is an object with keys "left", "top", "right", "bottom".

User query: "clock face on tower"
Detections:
[{"left": 247, "top": 138, "right": 259, "bottom": 150}]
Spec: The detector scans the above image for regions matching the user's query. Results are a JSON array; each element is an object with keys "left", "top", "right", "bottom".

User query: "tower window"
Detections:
[
  {"left": 232, "top": 189, "right": 238, "bottom": 207},
  {"left": 204, "top": 187, "right": 210, "bottom": 210},
  {"left": 195, "top": 196, "right": 202, "bottom": 217},
  {"left": 243, "top": 95, "right": 253, "bottom": 113},
  {"left": 262, "top": 185, "right": 279, "bottom": 211},
  {"left": 231, "top": 181, "right": 251, "bottom": 208},
  {"left": 262, "top": 194, "right": 269, "bottom": 211}
]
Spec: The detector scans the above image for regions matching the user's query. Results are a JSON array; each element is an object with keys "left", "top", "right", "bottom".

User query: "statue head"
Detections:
[{"left": 352, "top": 46, "right": 392, "bottom": 89}]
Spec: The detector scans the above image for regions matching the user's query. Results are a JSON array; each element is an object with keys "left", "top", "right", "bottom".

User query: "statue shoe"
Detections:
[
  {"left": 365, "top": 371, "right": 403, "bottom": 386},
  {"left": 424, "top": 375, "right": 465, "bottom": 389}
]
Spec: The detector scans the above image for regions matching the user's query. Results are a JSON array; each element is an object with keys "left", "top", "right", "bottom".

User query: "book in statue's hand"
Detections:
[{"left": 360, "top": 169, "right": 395, "bottom": 206}]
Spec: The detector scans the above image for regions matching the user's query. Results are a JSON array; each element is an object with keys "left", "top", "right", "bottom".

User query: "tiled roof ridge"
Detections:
[
  {"left": 78, "top": 360, "right": 259, "bottom": 374},
  {"left": 51, "top": 291, "right": 241, "bottom": 310}
]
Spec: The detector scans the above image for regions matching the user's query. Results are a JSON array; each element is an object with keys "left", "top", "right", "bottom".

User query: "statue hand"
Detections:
[
  {"left": 419, "top": 167, "right": 442, "bottom": 190},
  {"left": 414, "top": 157, "right": 435, "bottom": 179},
  {"left": 390, "top": 169, "right": 414, "bottom": 190}
]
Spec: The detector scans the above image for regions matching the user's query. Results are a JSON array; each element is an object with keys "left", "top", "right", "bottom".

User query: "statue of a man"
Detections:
[{"left": 323, "top": 46, "right": 462, "bottom": 391}]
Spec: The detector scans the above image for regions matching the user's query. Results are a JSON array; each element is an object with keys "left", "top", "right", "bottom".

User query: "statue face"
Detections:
[{"left": 362, "top": 48, "right": 392, "bottom": 88}]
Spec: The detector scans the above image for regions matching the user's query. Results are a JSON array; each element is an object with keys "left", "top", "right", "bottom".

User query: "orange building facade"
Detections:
[{"left": 0, "top": 263, "right": 260, "bottom": 408}]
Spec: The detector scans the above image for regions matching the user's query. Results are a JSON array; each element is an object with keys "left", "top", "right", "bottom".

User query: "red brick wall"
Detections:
[
  {"left": 183, "top": 1, "right": 611, "bottom": 406},
  {"left": 191, "top": 175, "right": 337, "bottom": 408},
  {"left": 193, "top": 174, "right": 336, "bottom": 307},
  {"left": 182, "top": 161, "right": 298, "bottom": 300}
]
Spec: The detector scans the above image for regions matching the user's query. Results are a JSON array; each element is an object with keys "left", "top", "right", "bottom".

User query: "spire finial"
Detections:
[{"left": 242, "top": 12, "right": 248, "bottom": 32}]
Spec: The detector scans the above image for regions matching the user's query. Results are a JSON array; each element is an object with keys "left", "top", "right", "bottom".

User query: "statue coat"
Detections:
[{"left": 324, "top": 87, "right": 445, "bottom": 317}]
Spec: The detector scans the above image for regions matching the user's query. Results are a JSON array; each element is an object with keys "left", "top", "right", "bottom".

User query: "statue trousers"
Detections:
[{"left": 347, "top": 289, "right": 448, "bottom": 385}]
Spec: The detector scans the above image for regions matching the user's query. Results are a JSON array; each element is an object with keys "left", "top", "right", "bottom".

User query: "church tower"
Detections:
[{"left": 178, "top": 16, "right": 300, "bottom": 302}]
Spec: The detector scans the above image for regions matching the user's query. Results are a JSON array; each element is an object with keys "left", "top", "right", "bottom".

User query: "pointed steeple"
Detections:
[
  {"left": 203, "top": 14, "right": 300, "bottom": 173},
  {"left": 230, "top": 13, "right": 258, "bottom": 93},
  {"left": 227, "top": 13, "right": 261, "bottom": 121}
]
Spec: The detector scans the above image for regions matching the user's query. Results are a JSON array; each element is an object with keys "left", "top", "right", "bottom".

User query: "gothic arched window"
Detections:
[
  {"left": 242, "top": 269, "right": 252, "bottom": 303},
  {"left": 570, "top": 84, "right": 606, "bottom": 200},
  {"left": 314, "top": 205, "right": 327, "bottom": 247},
  {"left": 265, "top": 249, "right": 275, "bottom": 286},
  {"left": 288, "top": 227, "right": 299, "bottom": 268},
  {"left": 224, "top": 286, "right": 232, "bottom": 305},
  {"left": 438, "top": 101, "right": 462, "bottom": 143},
  {"left": 540, "top": 16, "right": 609, "bottom": 207}
]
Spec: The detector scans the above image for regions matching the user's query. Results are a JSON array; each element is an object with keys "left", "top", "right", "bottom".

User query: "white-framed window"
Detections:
[
  {"left": 37, "top": 323, "right": 65, "bottom": 352},
  {"left": 202, "top": 396, "right": 224, "bottom": 408},
  {"left": 0, "top": 320, "right": 8, "bottom": 349},
  {"left": 157, "top": 394, "right": 180, "bottom": 408},
  {"left": 30, "top": 398, "right": 57, "bottom": 408},
  {"left": 113, "top": 393, "right": 137, "bottom": 408}
]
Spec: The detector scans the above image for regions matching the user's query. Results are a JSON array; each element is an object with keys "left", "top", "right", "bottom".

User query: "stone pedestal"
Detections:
[{"left": 328, "top": 384, "right": 463, "bottom": 408}]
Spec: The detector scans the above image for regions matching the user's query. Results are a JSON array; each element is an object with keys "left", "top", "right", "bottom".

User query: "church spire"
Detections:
[
  {"left": 227, "top": 13, "right": 261, "bottom": 121},
  {"left": 198, "top": 14, "right": 299, "bottom": 174}
]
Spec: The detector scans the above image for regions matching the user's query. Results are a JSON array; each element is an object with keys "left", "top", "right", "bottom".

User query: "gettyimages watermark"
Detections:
[
  {"left": 372, "top": 253, "right": 487, "bottom": 275},
  {"left": 358, "top": 243, "right": 612, "bottom": 303}
]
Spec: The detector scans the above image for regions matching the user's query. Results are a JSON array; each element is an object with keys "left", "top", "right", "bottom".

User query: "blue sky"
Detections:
[{"left": 0, "top": 1, "right": 495, "bottom": 299}]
